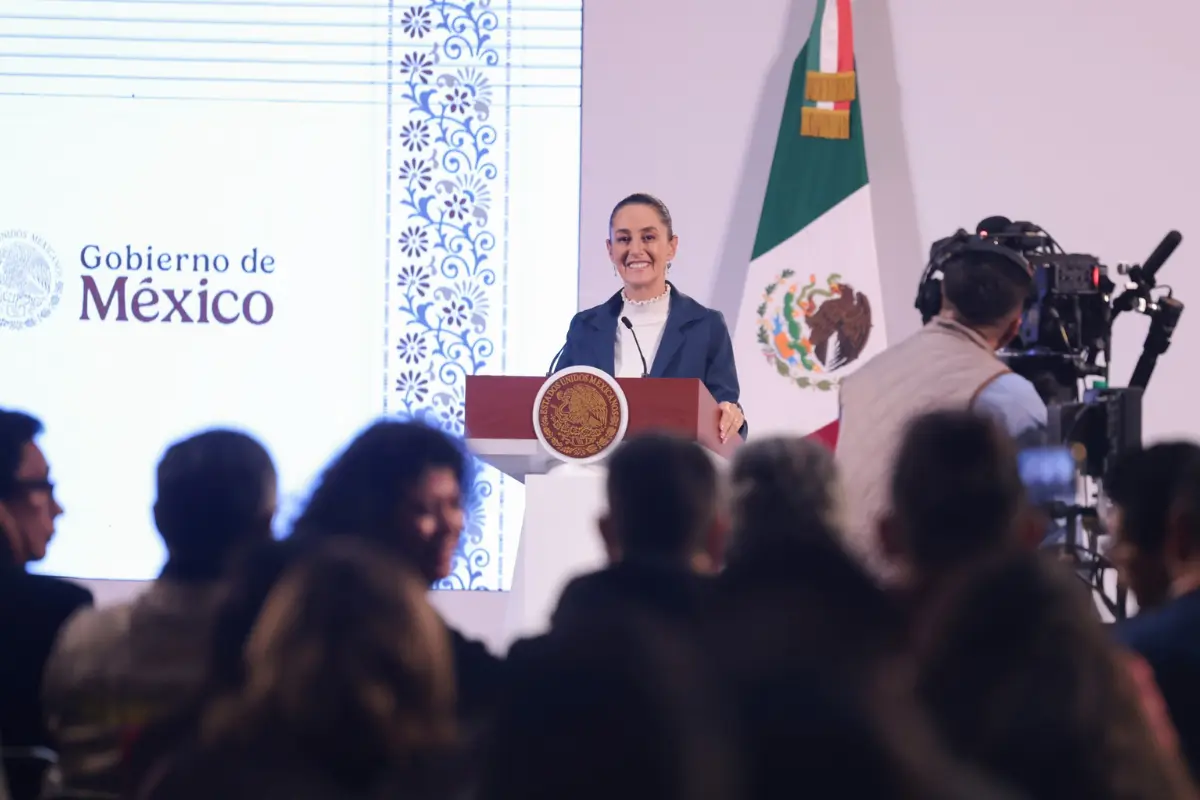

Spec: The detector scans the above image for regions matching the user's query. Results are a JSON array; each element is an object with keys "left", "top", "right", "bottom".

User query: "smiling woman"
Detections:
[{"left": 552, "top": 193, "right": 747, "bottom": 441}]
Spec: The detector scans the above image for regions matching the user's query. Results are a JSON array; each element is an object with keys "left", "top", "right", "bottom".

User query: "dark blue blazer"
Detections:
[{"left": 554, "top": 283, "right": 746, "bottom": 435}]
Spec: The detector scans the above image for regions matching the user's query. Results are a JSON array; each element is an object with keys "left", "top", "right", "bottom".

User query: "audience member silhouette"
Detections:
[
  {"left": 881, "top": 409, "right": 1036, "bottom": 619},
  {"left": 481, "top": 613, "right": 742, "bottom": 800},
  {"left": 712, "top": 435, "right": 900, "bottom": 677},
  {"left": 0, "top": 410, "right": 91, "bottom": 800},
  {"left": 1107, "top": 443, "right": 1200, "bottom": 611},
  {"left": 1111, "top": 443, "right": 1200, "bottom": 777},
  {"left": 141, "top": 540, "right": 458, "bottom": 800},
  {"left": 703, "top": 437, "right": 993, "bottom": 799},
  {"left": 291, "top": 420, "right": 472, "bottom": 584},
  {"left": 43, "top": 429, "right": 276, "bottom": 795},
  {"left": 916, "top": 551, "right": 1195, "bottom": 799},
  {"left": 288, "top": 420, "right": 501, "bottom": 721},
  {"left": 539, "top": 432, "right": 725, "bottom": 637}
]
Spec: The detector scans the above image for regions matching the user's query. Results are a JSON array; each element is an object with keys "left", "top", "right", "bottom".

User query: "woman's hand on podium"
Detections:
[{"left": 718, "top": 402, "right": 744, "bottom": 443}]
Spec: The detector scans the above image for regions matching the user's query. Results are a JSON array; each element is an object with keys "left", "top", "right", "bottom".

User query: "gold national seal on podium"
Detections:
[{"left": 533, "top": 366, "right": 630, "bottom": 464}]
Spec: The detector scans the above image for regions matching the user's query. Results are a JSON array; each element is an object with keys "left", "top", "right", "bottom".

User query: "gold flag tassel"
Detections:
[
  {"left": 805, "top": 70, "right": 857, "bottom": 103},
  {"left": 801, "top": 107, "right": 850, "bottom": 140}
]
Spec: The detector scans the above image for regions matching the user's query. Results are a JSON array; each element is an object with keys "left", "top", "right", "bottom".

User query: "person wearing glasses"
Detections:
[
  {"left": 0, "top": 411, "right": 65, "bottom": 565},
  {"left": 0, "top": 409, "right": 92, "bottom": 800}
]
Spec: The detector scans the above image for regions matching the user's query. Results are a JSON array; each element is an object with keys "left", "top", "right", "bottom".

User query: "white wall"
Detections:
[
  {"left": 888, "top": 0, "right": 1199, "bottom": 442},
  {"left": 581, "top": 0, "right": 1199, "bottom": 443}
]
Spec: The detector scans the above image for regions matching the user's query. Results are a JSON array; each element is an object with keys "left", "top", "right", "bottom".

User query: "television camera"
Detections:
[{"left": 918, "top": 218, "right": 1186, "bottom": 617}]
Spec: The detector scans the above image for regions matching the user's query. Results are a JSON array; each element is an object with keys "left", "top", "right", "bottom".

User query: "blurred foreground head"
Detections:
[
  {"left": 884, "top": 410, "right": 1030, "bottom": 585},
  {"left": 1106, "top": 442, "right": 1200, "bottom": 610},
  {"left": 725, "top": 435, "right": 843, "bottom": 565},
  {"left": 293, "top": 420, "right": 471, "bottom": 583},
  {"left": 154, "top": 428, "right": 277, "bottom": 580},
  {"left": 601, "top": 432, "right": 725, "bottom": 572},
  {"left": 710, "top": 435, "right": 899, "bottom": 690},
  {"left": 916, "top": 551, "right": 1195, "bottom": 800},
  {"left": 480, "top": 613, "right": 740, "bottom": 800},
  {"left": 207, "top": 539, "right": 456, "bottom": 788}
]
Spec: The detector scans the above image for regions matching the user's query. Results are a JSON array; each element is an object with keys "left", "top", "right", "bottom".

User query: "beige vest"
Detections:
[{"left": 834, "top": 318, "right": 1009, "bottom": 579}]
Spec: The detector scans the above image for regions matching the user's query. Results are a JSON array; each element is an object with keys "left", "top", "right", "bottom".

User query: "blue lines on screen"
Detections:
[{"left": 0, "top": 0, "right": 581, "bottom": 106}]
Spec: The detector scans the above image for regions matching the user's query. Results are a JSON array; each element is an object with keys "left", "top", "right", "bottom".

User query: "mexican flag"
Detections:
[{"left": 732, "top": 0, "right": 887, "bottom": 442}]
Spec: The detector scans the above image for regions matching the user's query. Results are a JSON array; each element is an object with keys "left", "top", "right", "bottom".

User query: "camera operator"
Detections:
[{"left": 835, "top": 235, "right": 1047, "bottom": 578}]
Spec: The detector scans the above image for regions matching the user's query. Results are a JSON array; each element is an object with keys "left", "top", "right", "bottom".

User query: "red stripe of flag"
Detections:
[
  {"left": 807, "top": 419, "right": 839, "bottom": 450},
  {"left": 835, "top": 0, "right": 854, "bottom": 111}
]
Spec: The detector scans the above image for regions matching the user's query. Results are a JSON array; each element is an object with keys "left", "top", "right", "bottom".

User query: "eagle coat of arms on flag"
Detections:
[{"left": 756, "top": 269, "right": 873, "bottom": 391}]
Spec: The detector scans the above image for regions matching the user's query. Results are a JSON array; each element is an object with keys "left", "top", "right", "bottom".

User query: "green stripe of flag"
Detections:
[
  {"left": 803, "top": 0, "right": 827, "bottom": 90},
  {"left": 750, "top": 42, "right": 868, "bottom": 261}
]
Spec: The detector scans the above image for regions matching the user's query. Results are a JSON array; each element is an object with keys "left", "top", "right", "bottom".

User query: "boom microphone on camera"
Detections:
[
  {"left": 1113, "top": 230, "right": 1184, "bottom": 318},
  {"left": 1138, "top": 229, "right": 1182, "bottom": 287}
]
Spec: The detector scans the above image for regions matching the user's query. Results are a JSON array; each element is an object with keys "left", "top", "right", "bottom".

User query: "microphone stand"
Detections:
[
  {"left": 545, "top": 342, "right": 567, "bottom": 377},
  {"left": 620, "top": 316, "right": 649, "bottom": 378}
]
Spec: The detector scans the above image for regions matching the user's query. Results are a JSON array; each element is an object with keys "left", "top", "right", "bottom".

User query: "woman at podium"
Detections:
[{"left": 552, "top": 193, "right": 746, "bottom": 441}]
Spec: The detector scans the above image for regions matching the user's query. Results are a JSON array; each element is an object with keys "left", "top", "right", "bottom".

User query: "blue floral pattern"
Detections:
[{"left": 388, "top": 0, "right": 506, "bottom": 590}]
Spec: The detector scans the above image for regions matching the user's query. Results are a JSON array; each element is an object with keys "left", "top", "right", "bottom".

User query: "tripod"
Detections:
[{"left": 1045, "top": 501, "right": 1130, "bottom": 620}]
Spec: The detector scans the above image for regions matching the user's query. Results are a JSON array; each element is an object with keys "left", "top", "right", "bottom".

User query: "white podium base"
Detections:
[{"left": 503, "top": 463, "right": 607, "bottom": 644}]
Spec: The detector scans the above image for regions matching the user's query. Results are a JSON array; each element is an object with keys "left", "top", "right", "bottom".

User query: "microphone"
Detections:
[
  {"left": 1138, "top": 230, "right": 1183, "bottom": 287},
  {"left": 1113, "top": 230, "right": 1185, "bottom": 319},
  {"left": 545, "top": 342, "right": 567, "bottom": 377},
  {"left": 620, "top": 316, "right": 649, "bottom": 378}
]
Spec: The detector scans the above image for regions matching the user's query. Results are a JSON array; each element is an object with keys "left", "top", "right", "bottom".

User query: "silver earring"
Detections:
[{"left": 667, "top": 261, "right": 673, "bottom": 272}]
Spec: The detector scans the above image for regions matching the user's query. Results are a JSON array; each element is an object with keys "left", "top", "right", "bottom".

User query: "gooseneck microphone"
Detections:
[
  {"left": 545, "top": 342, "right": 567, "bottom": 377},
  {"left": 620, "top": 316, "right": 649, "bottom": 378}
]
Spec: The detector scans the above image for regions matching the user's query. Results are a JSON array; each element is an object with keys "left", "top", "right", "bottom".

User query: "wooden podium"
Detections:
[
  {"left": 466, "top": 375, "right": 741, "bottom": 479},
  {"left": 465, "top": 374, "right": 740, "bottom": 645}
]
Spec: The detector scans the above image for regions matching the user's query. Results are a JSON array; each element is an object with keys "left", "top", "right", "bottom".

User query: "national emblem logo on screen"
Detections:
[
  {"left": 0, "top": 230, "right": 63, "bottom": 330},
  {"left": 534, "top": 366, "right": 629, "bottom": 464}
]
